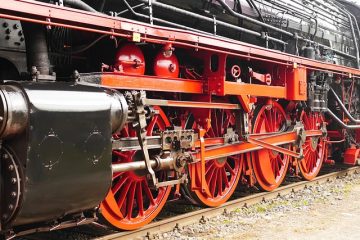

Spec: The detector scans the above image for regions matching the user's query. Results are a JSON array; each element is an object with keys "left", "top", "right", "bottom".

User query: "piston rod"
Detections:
[
  {"left": 112, "top": 159, "right": 157, "bottom": 173},
  {"left": 112, "top": 155, "right": 175, "bottom": 173}
]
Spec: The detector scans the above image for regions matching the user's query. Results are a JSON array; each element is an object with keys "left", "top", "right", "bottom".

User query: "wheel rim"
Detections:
[
  {"left": 251, "top": 101, "right": 290, "bottom": 191},
  {"left": 100, "top": 107, "right": 172, "bottom": 230},
  {"left": 187, "top": 109, "right": 242, "bottom": 207},
  {"left": 299, "top": 111, "right": 326, "bottom": 180}
]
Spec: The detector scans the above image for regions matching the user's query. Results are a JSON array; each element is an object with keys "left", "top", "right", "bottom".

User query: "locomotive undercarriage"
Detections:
[{"left": 1, "top": 0, "right": 360, "bottom": 238}]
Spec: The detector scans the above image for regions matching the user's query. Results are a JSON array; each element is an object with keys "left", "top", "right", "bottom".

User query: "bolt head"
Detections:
[{"left": 8, "top": 165, "right": 14, "bottom": 171}]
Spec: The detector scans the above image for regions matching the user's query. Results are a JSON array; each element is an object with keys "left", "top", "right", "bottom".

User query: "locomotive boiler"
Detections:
[{"left": 0, "top": 0, "right": 360, "bottom": 238}]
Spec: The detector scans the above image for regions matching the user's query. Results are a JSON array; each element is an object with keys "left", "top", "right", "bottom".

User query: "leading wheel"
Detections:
[
  {"left": 251, "top": 101, "right": 290, "bottom": 191},
  {"left": 184, "top": 108, "right": 243, "bottom": 207},
  {"left": 298, "top": 111, "right": 326, "bottom": 180},
  {"left": 100, "top": 107, "right": 172, "bottom": 230}
]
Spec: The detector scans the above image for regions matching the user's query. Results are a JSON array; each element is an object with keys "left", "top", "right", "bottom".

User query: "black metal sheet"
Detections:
[{"left": 10, "top": 82, "right": 112, "bottom": 226}]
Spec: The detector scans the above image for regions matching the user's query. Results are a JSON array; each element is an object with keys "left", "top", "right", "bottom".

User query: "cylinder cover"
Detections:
[{"left": 0, "top": 82, "right": 127, "bottom": 229}]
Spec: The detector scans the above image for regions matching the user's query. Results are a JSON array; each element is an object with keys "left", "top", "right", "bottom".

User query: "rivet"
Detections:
[
  {"left": 8, "top": 165, "right": 14, "bottom": 171},
  {"left": 8, "top": 204, "right": 13, "bottom": 210},
  {"left": 11, "top": 192, "right": 16, "bottom": 198},
  {"left": 11, "top": 178, "right": 17, "bottom": 184}
]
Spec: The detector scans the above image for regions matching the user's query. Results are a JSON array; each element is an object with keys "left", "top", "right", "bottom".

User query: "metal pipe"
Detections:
[
  {"left": 112, "top": 159, "right": 157, "bottom": 173},
  {"left": 329, "top": 87, "right": 360, "bottom": 124},
  {"left": 297, "top": 36, "right": 357, "bottom": 60},
  {"left": 136, "top": 0, "right": 287, "bottom": 45},
  {"left": 215, "top": 0, "right": 293, "bottom": 37},
  {"left": 21, "top": 22, "right": 51, "bottom": 75},
  {"left": 341, "top": 9, "right": 360, "bottom": 68},
  {"left": 326, "top": 108, "right": 360, "bottom": 129},
  {"left": 112, "top": 155, "right": 175, "bottom": 173},
  {"left": 0, "top": 85, "right": 29, "bottom": 138},
  {"left": 146, "top": 0, "right": 353, "bottom": 59},
  {"left": 62, "top": 0, "right": 98, "bottom": 13},
  {"left": 120, "top": 0, "right": 210, "bottom": 35},
  {"left": 289, "top": 0, "right": 350, "bottom": 27}
]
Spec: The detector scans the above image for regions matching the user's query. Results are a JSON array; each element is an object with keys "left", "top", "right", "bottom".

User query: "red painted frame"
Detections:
[{"left": 0, "top": 0, "right": 360, "bottom": 77}]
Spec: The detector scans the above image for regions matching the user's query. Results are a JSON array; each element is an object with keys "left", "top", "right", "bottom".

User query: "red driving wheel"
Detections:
[
  {"left": 100, "top": 107, "right": 172, "bottom": 230},
  {"left": 185, "top": 108, "right": 242, "bottom": 207},
  {"left": 299, "top": 111, "right": 326, "bottom": 180},
  {"left": 251, "top": 101, "right": 290, "bottom": 191}
]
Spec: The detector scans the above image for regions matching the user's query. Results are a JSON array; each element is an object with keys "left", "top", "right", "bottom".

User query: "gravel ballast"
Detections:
[{"left": 152, "top": 171, "right": 360, "bottom": 240}]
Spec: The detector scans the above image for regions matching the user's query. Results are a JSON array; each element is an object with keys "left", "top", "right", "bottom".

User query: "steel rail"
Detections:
[{"left": 94, "top": 166, "right": 360, "bottom": 240}]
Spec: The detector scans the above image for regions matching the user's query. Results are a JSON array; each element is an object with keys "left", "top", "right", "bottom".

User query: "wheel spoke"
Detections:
[
  {"left": 136, "top": 182, "right": 144, "bottom": 216},
  {"left": 205, "top": 164, "right": 217, "bottom": 183},
  {"left": 222, "top": 167, "right": 230, "bottom": 188},
  {"left": 147, "top": 115, "right": 158, "bottom": 135},
  {"left": 113, "top": 151, "right": 129, "bottom": 159},
  {"left": 224, "top": 162, "right": 236, "bottom": 176},
  {"left": 112, "top": 172, "right": 124, "bottom": 180},
  {"left": 112, "top": 176, "right": 129, "bottom": 194},
  {"left": 217, "top": 169, "right": 223, "bottom": 196},
  {"left": 117, "top": 181, "right": 132, "bottom": 208},
  {"left": 143, "top": 181, "right": 156, "bottom": 206},
  {"left": 209, "top": 169, "right": 218, "bottom": 197},
  {"left": 126, "top": 182, "right": 136, "bottom": 219}
]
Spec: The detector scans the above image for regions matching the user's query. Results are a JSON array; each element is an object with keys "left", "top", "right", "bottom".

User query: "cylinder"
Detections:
[
  {"left": 0, "top": 84, "right": 29, "bottom": 138},
  {"left": 108, "top": 90, "right": 128, "bottom": 133}
]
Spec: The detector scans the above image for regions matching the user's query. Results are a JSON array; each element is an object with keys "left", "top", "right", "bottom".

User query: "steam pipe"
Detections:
[
  {"left": 326, "top": 108, "right": 360, "bottom": 129},
  {"left": 22, "top": 22, "right": 51, "bottom": 76},
  {"left": 216, "top": 0, "right": 355, "bottom": 59},
  {"left": 120, "top": 0, "right": 210, "bottom": 35},
  {"left": 215, "top": 0, "right": 293, "bottom": 37},
  {"left": 62, "top": 0, "right": 98, "bottom": 13},
  {"left": 329, "top": 87, "right": 360, "bottom": 124},
  {"left": 136, "top": 0, "right": 286, "bottom": 45}
]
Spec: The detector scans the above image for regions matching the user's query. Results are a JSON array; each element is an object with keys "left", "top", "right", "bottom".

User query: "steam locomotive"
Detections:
[{"left": 0, "top": 0, "right": 359, "bottom": 238}]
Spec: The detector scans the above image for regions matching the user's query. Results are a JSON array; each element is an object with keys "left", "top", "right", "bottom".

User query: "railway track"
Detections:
[
  {"left": 97, "top": 165, "right": 360, "bottom": 240},
  {"left": 17, "top": 165, "right": 360, "bottom": 240}
]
